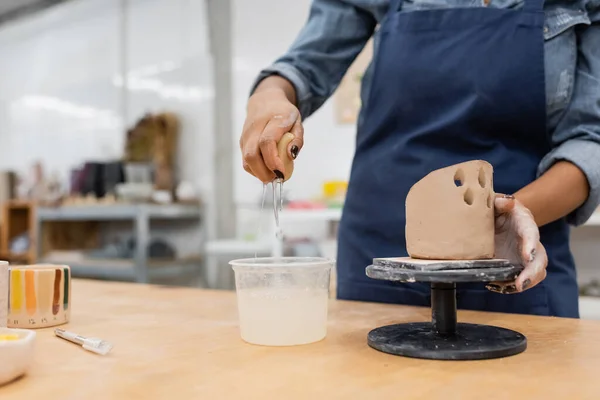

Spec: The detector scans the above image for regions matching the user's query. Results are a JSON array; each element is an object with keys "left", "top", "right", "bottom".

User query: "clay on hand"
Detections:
[
  {"left": 406, "top": 160, "right": 495, "bottom": 260},
  {"left": 490, "top": 195, "right": 548, "bottom": 293},
  {"left": 276, "top": 132, "right": 295, "bottom": 181}
]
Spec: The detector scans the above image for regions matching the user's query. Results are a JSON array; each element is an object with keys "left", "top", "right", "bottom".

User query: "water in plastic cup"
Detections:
[{"left": 230, "top": 257, "right": 334, "bottom": 346}]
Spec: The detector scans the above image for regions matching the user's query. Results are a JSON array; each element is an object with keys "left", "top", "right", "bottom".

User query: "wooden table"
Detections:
[{"left": 2, "top": 280, "right": 599, "bottom": 399}]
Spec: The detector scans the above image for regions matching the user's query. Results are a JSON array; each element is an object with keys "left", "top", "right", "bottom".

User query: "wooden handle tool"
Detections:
[{"left": 276, "top": 132, "right": 295, "bottom": 182}]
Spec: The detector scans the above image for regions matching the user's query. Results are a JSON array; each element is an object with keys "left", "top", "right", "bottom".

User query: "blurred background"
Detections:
[{"left": 0, "top": 0, "right": 598, "bottom": 317}]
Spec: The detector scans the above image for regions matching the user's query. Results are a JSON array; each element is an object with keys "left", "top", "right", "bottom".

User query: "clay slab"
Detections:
[
  {"left": 374, "top": 257, "right": 510, "bottom": 271},
  {"left": 367, "top": 257, "right": 522, "bottom": 283}
]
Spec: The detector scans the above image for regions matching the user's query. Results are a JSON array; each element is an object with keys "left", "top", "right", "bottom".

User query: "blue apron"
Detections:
[{"left": 336, "top": 0, "right": 579, "bottom": 318}]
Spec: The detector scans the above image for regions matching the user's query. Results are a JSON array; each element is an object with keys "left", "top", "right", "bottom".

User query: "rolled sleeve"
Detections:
[
  {"left": 538, "top": 139, "right": 600, "bottom": 226},
  {"left": 250, "top": 0, "right": 381, "bottom": 119},
  {"left": 251, "top": 62, "right": 315, "bottom": 120},
  {"left": 539, "top": 22, "right": 600, "bottom": 226}
]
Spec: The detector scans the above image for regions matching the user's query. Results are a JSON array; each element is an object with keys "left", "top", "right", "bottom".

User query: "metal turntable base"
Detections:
[{"left": 366, "top": 257, "right": 527, "bottom": 361}]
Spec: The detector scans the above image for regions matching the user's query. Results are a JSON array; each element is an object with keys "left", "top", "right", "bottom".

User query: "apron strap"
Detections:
[{"left": 393, "top": 0, "right": 545, "bottom": 13}]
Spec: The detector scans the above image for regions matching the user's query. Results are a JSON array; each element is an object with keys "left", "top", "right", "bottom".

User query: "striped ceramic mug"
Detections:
[{"left": 6, "top": 265, "right": 71, "bottom": 329}]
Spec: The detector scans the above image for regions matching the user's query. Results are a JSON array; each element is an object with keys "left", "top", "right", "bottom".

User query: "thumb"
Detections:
[{"left": 494, "top": 193, "right": 516, "bottom": 216}]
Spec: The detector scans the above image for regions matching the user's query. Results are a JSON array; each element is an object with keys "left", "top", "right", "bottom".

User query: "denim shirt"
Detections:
[{"left": 253, "top": 0, "right": 600, "bottom": 226}]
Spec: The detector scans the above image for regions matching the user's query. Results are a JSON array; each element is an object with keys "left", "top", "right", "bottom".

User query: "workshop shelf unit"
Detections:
[
  {"left": 35, "top": 204, "right": 203, "bottom": 283},
  {"left": 0, "top": 200, "right": 36, "bottom": 264}
]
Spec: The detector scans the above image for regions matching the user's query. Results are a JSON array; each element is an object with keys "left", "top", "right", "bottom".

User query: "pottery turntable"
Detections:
[{"left": 365, "top": 160, "right": 527, "bottom": 361}]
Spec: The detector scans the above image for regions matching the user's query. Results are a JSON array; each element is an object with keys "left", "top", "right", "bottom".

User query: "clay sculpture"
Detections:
[{"left": 406, "top": 160, "right": 495, "bottom": 260}]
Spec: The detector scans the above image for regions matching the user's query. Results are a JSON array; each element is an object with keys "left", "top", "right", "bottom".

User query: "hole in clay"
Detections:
[
  {"left": 478, "top": 168, "right": 486, "bottom": 188},
  {"left": 454, "top": 169, "right": 465, "bottom": 187},
  {"left": 464, "top": 188, "right": 474, "bottom": 205},
  {"left": 487, "top": 193, "right": 493, "bottom": 208}
]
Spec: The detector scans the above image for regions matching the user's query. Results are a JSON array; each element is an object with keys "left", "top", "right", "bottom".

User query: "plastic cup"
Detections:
[{"left": 230, "top": 257, "right": 334, "bottom": 346}]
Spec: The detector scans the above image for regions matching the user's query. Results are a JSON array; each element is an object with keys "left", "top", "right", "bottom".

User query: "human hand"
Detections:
[
  {"left": 486, "top": 194, "right": 548, "bottom": 294},
  {"left": 240, "top": 87, "right": 304, "bottom": 183}
]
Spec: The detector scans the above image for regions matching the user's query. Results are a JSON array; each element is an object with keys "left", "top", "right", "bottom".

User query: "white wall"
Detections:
[
  {"left": 0, "top": 0, "right": 353, "bottom": 244},
  {"left": 0, "top": 0, "right": 214, "bottom": 256},
  {"left": 0, "top": 0, "right": 214, "bottom": 205},
  {"left": 0, "top": 0, "right": 124, "bottom": 176},
  {"left": 123, "top": 0, "right": 214, "bottom": 206},
  {"left": 571, "top": 227, "right": 600, "bottom": 285}
]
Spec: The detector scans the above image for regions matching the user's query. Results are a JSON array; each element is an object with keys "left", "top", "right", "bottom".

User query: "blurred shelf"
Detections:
[
  {"left": 1, "top": 200, "right": 35, "bottom": 264},
  {"left": 35, "top": 203, "right": 205, "bottom": 283},
  {"left": 205, "top": 239, "right": 272, "bottom": 255},
  {"left": 37, "top": 203, "right": 201, "bottom": 221},
  {"left": 4, "top": 201, "right": 32, "bottom": 210},
  {"left": 0, "top": 251, "right": 33, "bottom": 263},
  {"left": 39, "top": 255, "right": 202, "bottom": 281},
  {"left": 279, "top": 208, "right": 342, "bottom": 222}
]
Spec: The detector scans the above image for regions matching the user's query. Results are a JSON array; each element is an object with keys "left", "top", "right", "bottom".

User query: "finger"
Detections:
[
  {"left": 243, "top": 161, "right": 274, "bottom": 183},
  {"left": 494, "top": 194, "right": 516, "bottom": 216},
  {"left": 240, "top": 117, "right": 256, "bottom": 142},
  {"left": 240, "top": 116, "right": 269, "bottom": 180},
  {"left": 287, "top": 118, "right": 304, "bottom": 160},
  {"left": 244, "top": 135, "right": 276, "bottom": 183},
  {"left": 494, "top": 195, "right": 539, "bottom": 262},
  {"left": 486, "top": 281, "right": 519, "bottom": 294},
  {"left": 242, "top": 161, "right": 254, "bottom": 176},
  {"left": 515, "top": 242, "right": 548, "bottom": 292},
  {"left": 512, "top": 205, "right": 540, "bottom": 263},
  {"left": 239, "top": 116, "right": 262, "bottom": 151},
  {"left": 259, "top": 118, "right": 288, "bottom": 175}
]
